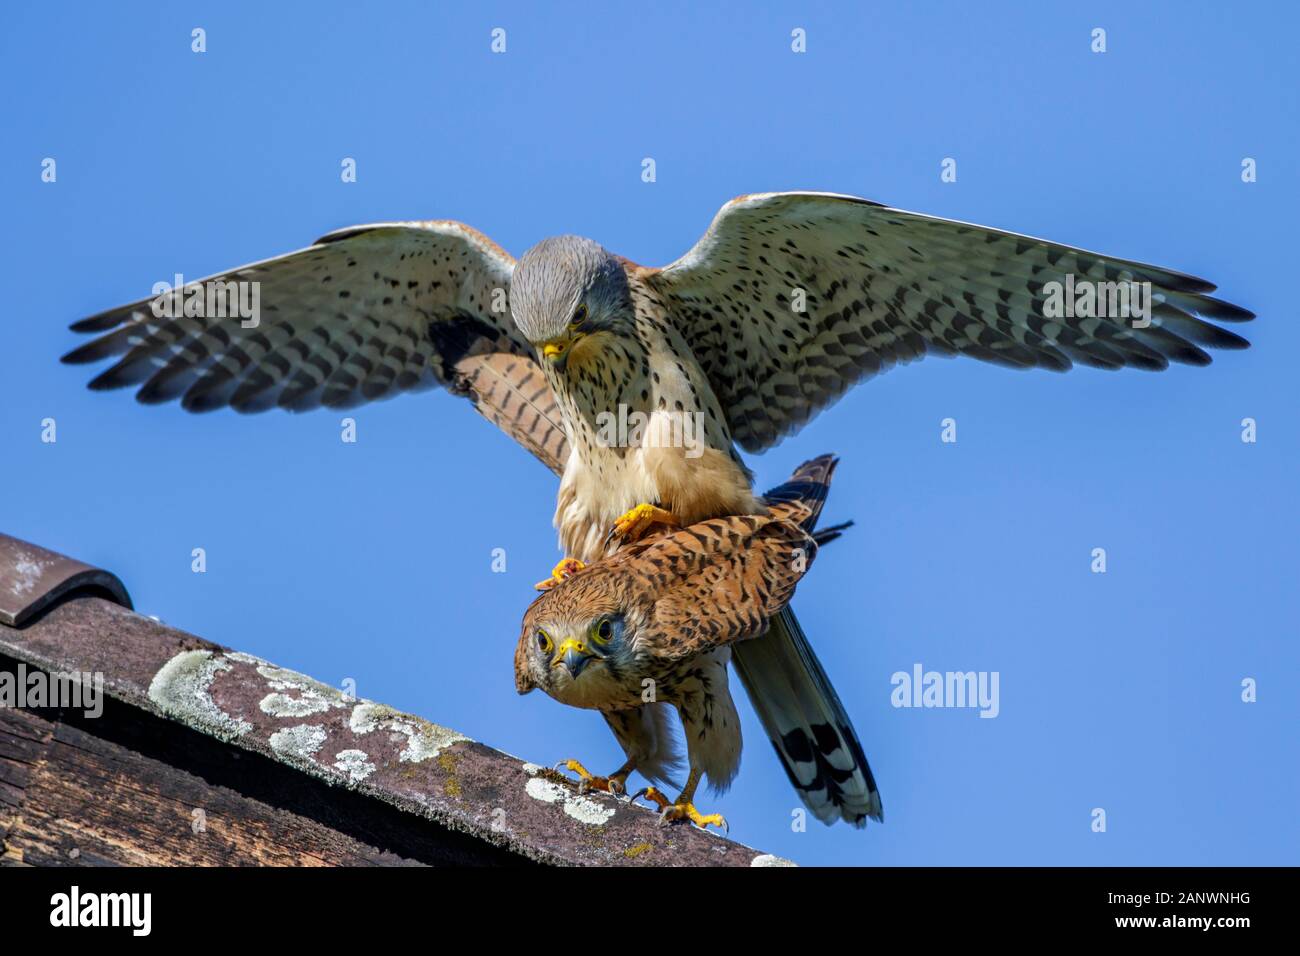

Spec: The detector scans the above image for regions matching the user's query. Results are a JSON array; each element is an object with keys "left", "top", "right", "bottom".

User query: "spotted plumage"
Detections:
[
  {"left": 645, "top": 193, "right": 1252, "bottom": 451},
  {"left": 516, "top": 455, "right": 877, "bottom": 821},
  {"left": 65, "top": 191, "right": 1251, "bottom": 827},
  {"left": 65, "top": 192, "right": 1251, "bottom": 559}
]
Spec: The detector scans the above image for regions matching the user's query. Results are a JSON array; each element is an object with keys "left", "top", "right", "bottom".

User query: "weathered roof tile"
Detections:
[{"left": 0, "top": 534, "right": 791, "bottom": 867}]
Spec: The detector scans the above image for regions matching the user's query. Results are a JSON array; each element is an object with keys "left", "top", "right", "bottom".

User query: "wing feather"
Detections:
[
  {"left": 633, "top": 514, "right": 816, "bottom": 660},
  {"left": 67, "top": 222, "right": 517, "bottom": 410},
  {"left": 64, "top": 220, "right": 570, "bottom": 472},
  {"left": 649, "top": 192, "right": 1254, "bottom": 451}
]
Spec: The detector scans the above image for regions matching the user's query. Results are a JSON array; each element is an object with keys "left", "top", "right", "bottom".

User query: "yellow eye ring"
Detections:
[
  {"left": 591, "top": 618, "right": 613, "bottom": 645},
  {"left": 570, "top": 304, "right": 589, "bottom": 328},
  {"left": 536, "top": 629, "right": 553, "bottom": 653}
]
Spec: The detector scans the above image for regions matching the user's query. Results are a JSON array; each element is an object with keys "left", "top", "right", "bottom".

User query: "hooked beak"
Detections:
[
  {"left": 541, "top": 333, "right": 581, "bottom": 373},
  {"left": 552, "top": 638, "right": 594, "bottom": 681}
]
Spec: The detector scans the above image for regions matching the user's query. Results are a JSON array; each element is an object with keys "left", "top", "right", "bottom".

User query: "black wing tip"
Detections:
[
  {"left": 1127, "top": 354, "right": 1170, "bottom": 372},
  {"left": 86, "top": 369, "right": 132, "bottom": 391},
  {"left": 1172, "top": 345, "right": 1214, "bottom": 367},
  {"left": 1209, "top": 300, "right": 1256, "bottom": 322},
  {"left": 62, "top": 334, "right": 123, "bottom": 365},
  {"left": 1173, "top": 275, "right": 1218, "bottom": 295},
  {"left": 1173, "top": 294, "right": 1254, "bottom": 323},
  {"left": 134, "top": 385, "right": 176, "bottom": 406},
  {"left": 68, "top": 313, "right": 122, "bottom": 333},
  {"left": 180, "top": 395, "right": 226, "bottom": 414},
  {"left": 1204, "top": 326, "right": 1252, "bottom": 351}
]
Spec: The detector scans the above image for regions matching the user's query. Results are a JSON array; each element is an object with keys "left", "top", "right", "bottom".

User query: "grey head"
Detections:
[{"left": 509, "top": 235, "right": 632, "bottom": 369}]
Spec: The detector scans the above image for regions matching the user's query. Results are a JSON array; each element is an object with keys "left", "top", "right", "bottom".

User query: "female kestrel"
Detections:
[
  {"left": 64, "top": 191, "right": 1252, "bottom": 827},
  {"left": 515, "top": 454, "right": 859, "bottom": 830}
]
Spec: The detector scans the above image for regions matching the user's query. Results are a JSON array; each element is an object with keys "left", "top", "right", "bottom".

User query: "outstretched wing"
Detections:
[
  {"left": 63, "top": 220, "right": 570, "bottom": 474},
  {"left": 647, "top": 191, "right": 1254, "bottom": 452}
]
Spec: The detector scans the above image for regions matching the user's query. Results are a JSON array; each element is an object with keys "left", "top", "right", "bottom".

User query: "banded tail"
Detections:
[{"left": 731, "top": 455, "right": 883, "bottom": 827}]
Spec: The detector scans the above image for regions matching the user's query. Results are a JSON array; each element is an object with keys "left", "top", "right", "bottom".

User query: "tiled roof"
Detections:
[{"left": 0, "top": 533, "right": 791, "bottom": 867}]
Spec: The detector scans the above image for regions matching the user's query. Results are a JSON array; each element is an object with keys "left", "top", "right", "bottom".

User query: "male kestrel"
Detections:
[
  {"left": 64, "top": 191, "right": 1252, "bottom": 827},
  {"left": 516, "top": 454, "right": 858, "bottom": 830}
]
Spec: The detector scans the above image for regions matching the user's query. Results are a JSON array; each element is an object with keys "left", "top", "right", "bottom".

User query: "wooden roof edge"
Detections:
[{"left": 0, "top": 532, "right": 794, "bottom": 868}]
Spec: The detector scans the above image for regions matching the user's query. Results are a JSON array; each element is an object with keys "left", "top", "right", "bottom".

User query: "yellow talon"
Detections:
[
  {"left": 606, "top": 502, "right": 679, "bottom": 545},
  {"left": 634, "top": 785, "right": 728, "bottom": 833},
  {"left": 678, "top": 804, "right": 728, "bottom": 831},
  {"left": 535, "top": 557, "right": 586, "bottom": 591},
  {"left": 555, "top": 758, "right": 629, "bottom": 796}
]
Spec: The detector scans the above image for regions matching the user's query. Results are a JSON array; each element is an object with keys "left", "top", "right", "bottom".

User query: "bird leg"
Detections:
[
  {"left": 606, "top": 502, "right": 679, "bottom": 546},
  {"left": 634, "top": 767, "right": 728, "bottom": 832},
  {"left": 554, "top": 758, "right": 634, "bottom": 796},
  {"left": 534, "top": 557, "right": 586, "bottom": 591}
]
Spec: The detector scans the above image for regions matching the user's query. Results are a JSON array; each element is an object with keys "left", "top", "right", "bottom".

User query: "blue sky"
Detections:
[{"left": 3, "top": 2, "right": 1296, "bottom": 865}]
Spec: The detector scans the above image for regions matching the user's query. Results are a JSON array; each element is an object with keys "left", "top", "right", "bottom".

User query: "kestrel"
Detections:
[
  {"left": 64, "top": 191, "right": 1252, "bottom": 827},
  {"left": 515, "top": 454, "right": 858, "bottom": 830}
]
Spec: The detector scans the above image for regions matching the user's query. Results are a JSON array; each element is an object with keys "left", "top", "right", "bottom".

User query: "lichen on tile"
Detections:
[
  {"left": 255, "top": 661, "right": 351, "bottom": 718},
  {"left": 333, "top": 748, "right": 376, "bottom": 783},
  {"left": 349, "top": 702, "right": 468, "bottom": 762},
  {"left": 524, "top": 775, "right": 615, "bottom": 826},
  {"left": 147, "top": 650, "right": 252, "bottom": 740},
  {"left": 269, "top": 723, "right": 327, "bottom": 760}
]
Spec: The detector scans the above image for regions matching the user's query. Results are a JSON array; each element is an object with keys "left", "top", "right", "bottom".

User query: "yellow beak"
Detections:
[
  {"left": 553, "top": 638, "right": 593, "bottom": 680},
  {"left": 543, "top": 331, "right": 588, "bottom": 369}
]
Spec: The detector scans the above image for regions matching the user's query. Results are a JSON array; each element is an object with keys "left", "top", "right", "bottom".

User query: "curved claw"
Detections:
[
  {"left": 694, "top": 809, "right": 729, "bottom": 834},
  {"left": 535, "top": 557, "right": 586, "bottom": 591},
  {"left": 555, "top": 758, "right": 627, "bottom": 797},
  {"left": 555, "top": 758, "right": 593, "bottom": 780},
  {"left": 633, "top": 785, "right": 726, "bottom": 832},
  {"left": 605, "top": 503, "right": 679, "bottom": 547},
  {"left": 631, "top": 785, "right": 670, "bottom": 811},
  {"left": 666, "top": 803, "right": 728, "bottom": 833}
]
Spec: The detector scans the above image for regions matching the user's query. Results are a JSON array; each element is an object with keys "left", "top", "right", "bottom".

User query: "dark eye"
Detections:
[
  {"left": 570, "top": 304, "right": 589, "bottom": 328},
  {"left": 592, "top": 618, "right": 613, "bottom": 645},
  {"left": 536, "top": 629, "right": 552, "bottom": 653}
]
